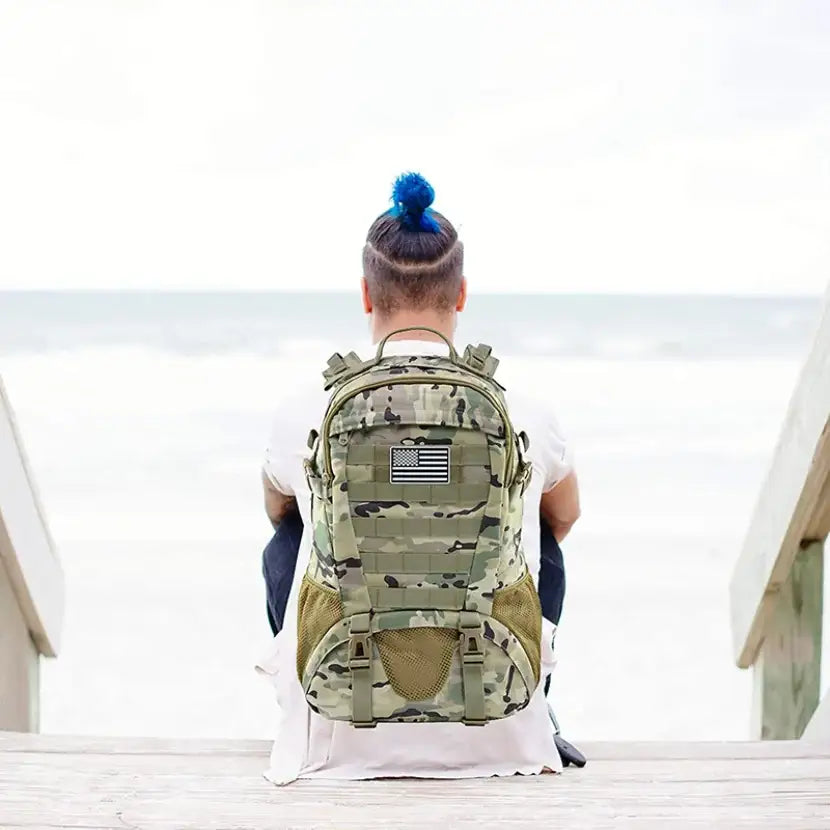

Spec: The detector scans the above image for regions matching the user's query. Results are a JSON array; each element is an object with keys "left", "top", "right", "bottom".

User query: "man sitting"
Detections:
[{"left": 258, "top": 173, "right": 581, "bottom": 782}]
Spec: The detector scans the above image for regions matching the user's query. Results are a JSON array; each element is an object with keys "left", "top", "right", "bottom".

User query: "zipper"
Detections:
[{"left": 321, "top": 372, "right": 513, "bottom": 481}]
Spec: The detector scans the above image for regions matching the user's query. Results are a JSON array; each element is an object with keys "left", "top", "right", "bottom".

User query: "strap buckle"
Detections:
[
  {"left": 517, "top": 461, "right": 533, "bottom": 494},
  {"left": 303, "top": 459, "right": 331, "bottom": 502},
  {"left": 348, "top": 614, "right": 375, "bottom": 728},
  {"left": 459, "top": 614, "right": 485, "bottom": 666},
  {"left": 460, "top": 632, "right": 485, "bottom": 665},
  {"left": 459, "top": 613, "right": 486, "bottom": 726},
  {"left": 514, "top": 430, "right": 532, "bottom": 493},
  {"left": 348, "top": 614, "right": 372, "bottom": 670},
  {"left": 348, "top": 633, "right": 371, "bottom": 671}
]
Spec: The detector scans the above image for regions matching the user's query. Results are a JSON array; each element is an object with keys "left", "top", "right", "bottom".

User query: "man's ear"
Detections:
[
  {"left": 361, "top": 277, "right": 373, "bottom": 314},
  {"left": 455, "top": 277, "right": 467, "bottom": 312}
]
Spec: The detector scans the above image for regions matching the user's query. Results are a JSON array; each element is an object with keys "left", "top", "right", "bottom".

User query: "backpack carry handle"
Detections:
[{"left": 374, "top": 327, "right": 460, "bottom": 364}]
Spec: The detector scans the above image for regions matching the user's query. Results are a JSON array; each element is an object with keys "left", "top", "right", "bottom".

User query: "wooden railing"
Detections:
[
  {"left": 0, "top": 376, "right": 64, "bottom": 732},
  {"left": 730, "top": 285, "right": 830, "bottom": 740}
]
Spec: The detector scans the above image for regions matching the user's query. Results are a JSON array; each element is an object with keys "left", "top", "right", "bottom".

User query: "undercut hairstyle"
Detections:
[{"left": 363, "top": 174, "right": 464, "bottom": 317}]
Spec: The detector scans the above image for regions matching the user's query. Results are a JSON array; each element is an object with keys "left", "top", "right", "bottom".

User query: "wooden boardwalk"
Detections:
[{"left": 1, "top": 734, "right": 829, "bottom": 829}]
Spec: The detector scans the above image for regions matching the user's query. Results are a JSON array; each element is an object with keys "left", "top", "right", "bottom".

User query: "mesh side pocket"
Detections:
[
  {"left": 296, "top": 576, "right": 343, "bottom": 681},
  {"left": 492, "top": 570, "right": 542, "bottom": 682},
  {"left": 375, "top": 628, "right": 459, "bottom": 700}
]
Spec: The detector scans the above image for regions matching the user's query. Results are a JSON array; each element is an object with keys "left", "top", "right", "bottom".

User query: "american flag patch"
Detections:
[{"left": 389, "top": 445, "right": 451, "bottom": 484}]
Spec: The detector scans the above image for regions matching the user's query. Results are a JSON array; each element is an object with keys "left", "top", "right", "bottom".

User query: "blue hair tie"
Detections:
[{"left": 390, "top": 172, "right": 440, "bottom": 233}]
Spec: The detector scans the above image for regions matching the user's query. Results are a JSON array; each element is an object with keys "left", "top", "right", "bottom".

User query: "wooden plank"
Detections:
[
  {"left": 0, "top": 561, "right": 39, "bottom": 731},
  {"left": 0, "top": 376, "right": 64, "bottom": 657},
  {"left": 751, "top": 540, "right": 823, "bottom": 739},
  {"left": 730, "top": 284, "right": 830, "bottom": 667},
  {"left": 1, "top": 738, "right": 829, "bottom": 830},
  {"left": 3, "top": 732, "right": 830, "bottom": 759},
  {"left": 0, "top": 732, "right": 272, "bottom": 756},
  {"left": 5, "top": 749, "right": 830, "bottom": 784}
]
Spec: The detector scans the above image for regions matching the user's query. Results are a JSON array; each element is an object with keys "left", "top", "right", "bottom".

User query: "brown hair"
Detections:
[{"left": 362, "top": 174, "right": 463, "bottom": 316}]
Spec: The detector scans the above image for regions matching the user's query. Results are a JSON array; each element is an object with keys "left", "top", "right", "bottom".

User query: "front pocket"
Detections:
[
  {"left": 374, "top": 628, "right": 458, "bottom": 699},
  {"left": 303, "top": 613, "right": 537, "bottom": 724}
]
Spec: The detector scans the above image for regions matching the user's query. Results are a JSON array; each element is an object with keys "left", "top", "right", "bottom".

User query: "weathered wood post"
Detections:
[
  {"left": 0, "top": 376, "right": 64, "bottom": 732},
  {"left": 730, "top": 284, "right": 830, "bottom": 740},
  {"left": 750, "top": 540, "right": 823, "bottom": 739}
]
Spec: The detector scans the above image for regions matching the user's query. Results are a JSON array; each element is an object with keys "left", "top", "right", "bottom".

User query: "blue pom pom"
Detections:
[{"left": 391, "top": 172, "right": 440, "bottom": 233}]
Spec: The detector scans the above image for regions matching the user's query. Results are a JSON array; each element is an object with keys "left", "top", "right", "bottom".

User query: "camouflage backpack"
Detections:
[{"left": 297, "top": 327, "right": 541, "bottom": 727}]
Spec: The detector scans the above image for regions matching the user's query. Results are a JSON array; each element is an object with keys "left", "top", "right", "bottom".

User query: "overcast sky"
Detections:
[{"left": 0, "top": 1, "right": 828, "bottom": 293}]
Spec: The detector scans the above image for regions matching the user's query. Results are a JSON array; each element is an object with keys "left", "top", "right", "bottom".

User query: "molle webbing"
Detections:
[
  {"left": 358, "top": 551, "right": 474, "bottom": 574},
  {"left": 346, "top": 482, "right": 491, "bottom": 502},
  {"left": 351, "top": 516, "right": 482, "bottom": 538},
  {"left": 363, "top": 574, "right": 467, "bottom": 591},
  {"left": 356, "top": 536, "right": 476, "bottom": 554},
  {"left": 348, "top": 481, "right": 490, "bottom": 506},
  {"left": 347, "top": 441, "right": 486, "bottom": 606},
  {"left": 368, "top": 586, "right": 468, "bottom": 610}
]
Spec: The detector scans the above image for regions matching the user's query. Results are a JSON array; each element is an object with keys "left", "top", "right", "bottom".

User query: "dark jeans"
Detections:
[{"left": 262, "top": 511, "right": 566, "bottom": 636}]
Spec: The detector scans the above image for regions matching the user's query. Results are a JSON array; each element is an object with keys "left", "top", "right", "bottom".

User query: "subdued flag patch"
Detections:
[{"left": 389, "top": 445, "right": 451, "bottom": 484}]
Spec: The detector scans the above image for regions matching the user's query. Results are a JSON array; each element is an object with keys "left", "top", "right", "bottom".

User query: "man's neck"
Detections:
[{"left": 370, "top": 312, "right": 455, "bottom": 345}]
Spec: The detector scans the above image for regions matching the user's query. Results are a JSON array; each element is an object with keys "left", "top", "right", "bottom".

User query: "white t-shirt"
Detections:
[{"left": 257, "top": 339, "right": 573, "bottom": 783}]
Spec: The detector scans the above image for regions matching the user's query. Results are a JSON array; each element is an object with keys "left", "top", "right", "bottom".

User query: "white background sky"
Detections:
[{"left": 0, "top": 0, "right": 828, "bottom": 293}]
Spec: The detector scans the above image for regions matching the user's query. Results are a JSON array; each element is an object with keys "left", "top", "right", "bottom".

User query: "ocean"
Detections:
[{"left": 1, "top": 291, "right": 825, "bottom": 741}]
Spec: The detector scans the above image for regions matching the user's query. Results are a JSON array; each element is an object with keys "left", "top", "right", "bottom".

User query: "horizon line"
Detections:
[{"left": 0, "top": 288, "right": 823, "bottom": 300}]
